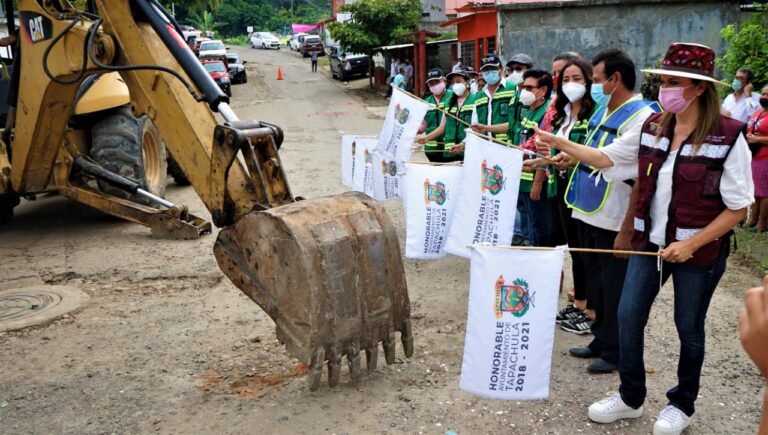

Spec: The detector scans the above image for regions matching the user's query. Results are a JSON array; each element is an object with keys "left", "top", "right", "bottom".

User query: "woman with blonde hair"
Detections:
[{"left": 535, "top": 43, "right": 754, "bottom": 435}]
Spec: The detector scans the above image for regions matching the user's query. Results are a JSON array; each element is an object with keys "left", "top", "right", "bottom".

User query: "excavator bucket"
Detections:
[{"left": 213, "top": 191, "right": 413, "bottom": 390}]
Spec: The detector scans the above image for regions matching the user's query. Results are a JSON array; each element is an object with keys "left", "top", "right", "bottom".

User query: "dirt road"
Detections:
[{"left": 0, "top": 46, "right": 764, "bottom": 434}]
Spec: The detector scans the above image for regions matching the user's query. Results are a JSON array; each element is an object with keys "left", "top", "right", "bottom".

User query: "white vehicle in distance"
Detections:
[
  {"left": 290, "top": 33, "right": 308, "bottom": 51},
  {"left": 250, "top": 32, "right": 280, "bottom": 50},
  {"left": 198, "top": 39, "right": 228, "bottom": 60}
]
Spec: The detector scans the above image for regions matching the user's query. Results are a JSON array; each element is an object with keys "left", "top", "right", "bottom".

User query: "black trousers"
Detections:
[
  {"left": 577, "top": 220, "right": 628, "bottom": 365},
  {"left": 556, "top": 174, "right": 586, "bottom": 299},
  {"left": 311, "top": 60, "right": 318, "bottom": 72}
]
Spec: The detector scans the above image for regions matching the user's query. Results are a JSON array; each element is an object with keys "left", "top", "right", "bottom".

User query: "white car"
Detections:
[
  {"left": 250, "top": 32, "right": 280, "bottom": 50},
  {"left": 290, "top": 33, "right": 309, "bottom": 51},
  {"left": 198, "top": 39, "right": 227, "bottom": 60}
]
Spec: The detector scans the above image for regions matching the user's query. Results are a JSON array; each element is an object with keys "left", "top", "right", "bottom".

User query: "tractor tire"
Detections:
[
  {"left": 0, "top": 194, "right": 20, "bottom": 224},
  {"left": 90, "top": 106, "right": 168, "bottom": 206},
  {"left": 167, "top": 153, "right": 191, "bottom": 186}
]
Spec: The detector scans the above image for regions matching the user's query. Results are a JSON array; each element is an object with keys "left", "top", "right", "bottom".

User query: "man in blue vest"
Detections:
[{"left": 541, "top": 48, "right": 658, "bottom": 373}]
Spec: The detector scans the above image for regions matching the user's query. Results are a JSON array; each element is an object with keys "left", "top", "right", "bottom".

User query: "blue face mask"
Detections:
[
  {"left": 483, "top": 70, "right": 501, "bottom": 86},
  {"left": 590, "top": 80, "right": 613, "bottom": 107},
  {"left": 732, "top": 79, "right": 742, "bottom": 91}
]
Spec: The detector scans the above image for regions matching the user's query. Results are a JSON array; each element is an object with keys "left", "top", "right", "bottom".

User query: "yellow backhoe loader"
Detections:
[{"left": 0, "top": 0, "right": 412, "bottom": 390}]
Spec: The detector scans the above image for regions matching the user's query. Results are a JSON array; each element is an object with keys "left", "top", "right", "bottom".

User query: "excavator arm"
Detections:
[{"left": 10, "top": 0, "right": 412, "bottom": 390}]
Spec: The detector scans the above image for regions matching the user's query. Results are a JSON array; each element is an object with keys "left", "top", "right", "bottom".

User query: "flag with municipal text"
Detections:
[
  {"left": 341, "top": 134, "right": 377, "bottom": 189},
  {"left": 378, "top": 88, "right": 430, "bottom": 163},
  {"left": 444, "top": 133, "right": 523, "bottom": 258},
  {"left": 402, "top": 163, "right": 464, "bottom": 259},
  {"left": 460, "top": 245, "right": 565, "bottom": 400},
  {"left": 371, "top": 151, "right": 402, "bottom": 201}
]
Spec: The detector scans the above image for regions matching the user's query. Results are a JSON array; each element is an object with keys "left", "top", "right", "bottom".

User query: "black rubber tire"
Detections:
[
  {"left": 90, "top": 106, "right": 168, "bottom": 206},
  {"left": 0, "top": 194, "right": 19, "bottom": 224},
  {"left": 167, "top": 153, "right": 191, "bottom": 186}
]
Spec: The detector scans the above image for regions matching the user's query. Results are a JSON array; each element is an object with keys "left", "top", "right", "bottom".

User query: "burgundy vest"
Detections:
[{"left": 632, "top": 113, "right": 744, "bottom": 266}]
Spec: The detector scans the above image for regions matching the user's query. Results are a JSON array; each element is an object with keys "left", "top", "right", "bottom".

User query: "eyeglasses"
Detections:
[{"left": 521, "top": 85, "right": 539, "bottom": 92}]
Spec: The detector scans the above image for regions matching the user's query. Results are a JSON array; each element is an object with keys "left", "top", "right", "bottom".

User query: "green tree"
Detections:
[
  {"left": 328, "top": 0, "right": 422, "bottom": 85},
  {"left": 719, "top": 7, "right": 768, "bottom": 86},
  {"left": 188, "top": 10, "right": 223, "bottom": 35}
]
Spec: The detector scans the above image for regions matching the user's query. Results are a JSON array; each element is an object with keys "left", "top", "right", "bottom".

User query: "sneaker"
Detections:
[
  {"left": 653, "top": 405, "right": 691, "bottom": 435},
  {"left": 556, "top": 304, "right": 581, "bottom": 324},
  {"left": 560, "top": 313, "right": 592, "bottom": 335},
  {"left": 588, "top": 393, "right": 644, "bottom": 423}
]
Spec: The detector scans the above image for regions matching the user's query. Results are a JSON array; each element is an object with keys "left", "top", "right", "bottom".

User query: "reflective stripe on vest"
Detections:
[
  {"left": 565, "top": 99, "right": 659, "bottom": 214},
  {"left": 474, "top": 84, "right": 514, "bottom": 140}
]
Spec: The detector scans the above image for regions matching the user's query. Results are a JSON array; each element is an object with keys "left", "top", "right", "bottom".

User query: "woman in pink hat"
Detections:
[{"left": 535, "top": 43, "right": 754, "bottom": 435}]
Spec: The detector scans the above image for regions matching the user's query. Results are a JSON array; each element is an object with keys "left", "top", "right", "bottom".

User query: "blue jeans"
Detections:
[
  {"left": 517, "top": 193, "right": 553, "bottom": 246},
  {"left": 617, "top": 240, "right": 729, "bottom": 416}
]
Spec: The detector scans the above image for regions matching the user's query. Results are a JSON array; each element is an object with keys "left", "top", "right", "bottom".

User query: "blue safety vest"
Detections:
[{"left": 565, "top": 98, "right": 661, "bottom": 214}]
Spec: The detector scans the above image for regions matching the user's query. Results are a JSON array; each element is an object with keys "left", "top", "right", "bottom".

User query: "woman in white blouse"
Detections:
[{"left": 535, "top": 42, "right": 754, "bottom": 435}]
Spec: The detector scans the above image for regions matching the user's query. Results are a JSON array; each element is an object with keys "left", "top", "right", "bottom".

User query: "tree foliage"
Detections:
[
  {"left": 171, "top": 0, "right": 331, "bottom": 37},
  {"left": 719, "top": 7, "right": 768, "bottom": 86},
  {"left": 327, "top": 0, "right": 422, "bottom": 56}
]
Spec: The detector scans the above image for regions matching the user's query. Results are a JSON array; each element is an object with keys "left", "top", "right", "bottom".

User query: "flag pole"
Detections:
[
  {"left": 467, "top": 244, "right": 662, "bottom": 257},
  {"left": 394, "top": 87, "right": 554, "bottom": 163}
]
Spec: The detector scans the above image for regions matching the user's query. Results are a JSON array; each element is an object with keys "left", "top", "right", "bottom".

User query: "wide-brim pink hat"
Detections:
[{"left": 642, "top": 42, "right": 728, "bottom": 86}]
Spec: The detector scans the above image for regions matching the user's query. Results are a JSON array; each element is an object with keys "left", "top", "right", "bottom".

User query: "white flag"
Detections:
[
  {"left": 341, "top": 134, "right": 377, "bottom": 189},
  {"left": 350, "top": 137, "right": 378, "bottom": 196},
  {"left": 444, "top": 133, "right": 524, "bottom": 258},
  {"left": 378, "top": 89, "right": 430, "bottom": 162},
  {"left": 460, "top": 245, "right": 565, "bottom": 400},
  {"left": 371, "top": 151, "right": 402, "bottom": 201},
  {"left": 402, "top": 163, "right": 464, "bottom": 259}
]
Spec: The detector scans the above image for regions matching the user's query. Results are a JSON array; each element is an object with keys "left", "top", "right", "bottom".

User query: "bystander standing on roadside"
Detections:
[
  {"left": 310, "top": 50, "right": 319, "bottom": 73},
  {"left": 404, "top": 59, "right": 414, "bottom": 92},
  {"left": 386, "top": 56, "right": 400, "bottom": 97},
  {"left": 722, "top": 67, "right": 761, "bottom": 123},
  {"left": 746, "top": 83, "right": 768, "bottom": 233}
]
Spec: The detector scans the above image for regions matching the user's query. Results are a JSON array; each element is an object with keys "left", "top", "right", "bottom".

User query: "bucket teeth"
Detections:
[
  {"left": 365, "top": 345, "right": 378, "bottom": 372},
  {"left": 214, "top": 192, "right": 412, "bottom": 391}
]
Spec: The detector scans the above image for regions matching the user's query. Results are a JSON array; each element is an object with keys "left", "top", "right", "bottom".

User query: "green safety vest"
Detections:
[
  {"left": 552, "top": 108, "right": 595, "bottom": 179},
  {"left": 442, "top": 92, "right": 477, "bottom": 161},
  {"left": 423, "top": 91, "right": 452, "bottom": 162},
  {"left": 512, "top": 99, "right": 551, "bottom": 194},
  {"left": 474, "top": 83, "right": 515, "bottom": 142}
]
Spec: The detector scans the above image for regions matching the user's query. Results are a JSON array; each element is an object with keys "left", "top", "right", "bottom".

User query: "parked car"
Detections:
[
  {"left": 290, "top": 33, "right": 308, "bottom": 51},
  {"left": 250, "top": 32, "right": 280, "bottom": 50},
  {"left": 202, "top": 60, "right": 231, "bottom": 97},
  {"left": 329, "top": 46, "right": 370, "bottom": 80},
  {"left": 198, "top": 39, "right": 227, "bottom": 60},
  {"left": 226, "top": 53, "right": 247, "bottom": 84},
  {"left": 301, "top": 36, "right": 325, "bottom": 58}
]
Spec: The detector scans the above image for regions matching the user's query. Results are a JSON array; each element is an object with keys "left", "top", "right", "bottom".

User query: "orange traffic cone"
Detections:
[{"left": 277, "top": 67, "right": 283, "bottom": 80}]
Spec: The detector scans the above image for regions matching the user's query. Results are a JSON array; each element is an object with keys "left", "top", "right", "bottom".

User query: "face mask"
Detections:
[
  {"left": 429, "top": 82, "right": 446, "bottom": 96},
  {"left": 483, "top": 70, "right": 501, "bottom": 86},
  {"left": 732, "top": 79, "right": 742, "bottom": 91},
  {"left": 658, "top": 86, "right": 694, "bottom": 114},
  {"left": 760, "top": 97, "right": 768, "bottom": 108},
  {"left": 562, "top": 82, "right": 586, "bottom": 103},
  {"left": 452, "top": 82, "right": 467, "bottom": 96},
  {"left": 508, "top": 70, "right": 524, "bottom": 86},
  {"left": 590, "top": 83, "right": 609, "bottom": 106},
  {"left": 519, "top": 89, "right": 537, "bottom": 106}
]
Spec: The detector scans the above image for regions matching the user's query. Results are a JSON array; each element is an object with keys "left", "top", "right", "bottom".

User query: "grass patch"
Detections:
[
  {"left": 733, "top": 229, "right": 768, "bottom": 277},
  {"left": 223, "top": 35, "right": 249, "bottom": 46}
]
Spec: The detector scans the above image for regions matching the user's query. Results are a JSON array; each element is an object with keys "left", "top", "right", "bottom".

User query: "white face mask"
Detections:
[
  {"left": 519, "top": 89, "right": 537, "bottom": 106},
  {"left": 452, "top": 82, "right": 467, "bottom": 96},
  {"left": 509, "top": 70, "right": 524, "bottom": 86},
  {"left": 561, "top": 82, "right": 587, "bottom": 103}
]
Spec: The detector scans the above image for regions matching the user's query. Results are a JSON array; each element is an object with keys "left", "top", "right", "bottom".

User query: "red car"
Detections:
[{"left": 201, "top": 60, "right": 232, "bottom": 97}]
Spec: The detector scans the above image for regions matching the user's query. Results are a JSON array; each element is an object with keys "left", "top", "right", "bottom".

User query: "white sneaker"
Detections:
[
  {"left": 588, "top": 393, "right": 644, "bottom": 423},
  {"left": 653, "top": 405, "right": 692, "bottom": 435}
]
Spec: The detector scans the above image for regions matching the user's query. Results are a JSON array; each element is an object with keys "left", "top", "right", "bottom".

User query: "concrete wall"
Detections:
[
  {"left": 499, "top": 0, "right": 742, "bottom": 90},
  {"left": 422, "top": 0, "right": 448, "bottom": 24}
]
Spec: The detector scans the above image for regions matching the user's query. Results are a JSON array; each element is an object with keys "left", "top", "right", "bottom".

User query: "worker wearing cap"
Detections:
[
  {"left": 470, "top": 53, "right": 516, "bottom": 142},
  {"left": 416, "top": 68, "right": 452, "bottom": 162}
]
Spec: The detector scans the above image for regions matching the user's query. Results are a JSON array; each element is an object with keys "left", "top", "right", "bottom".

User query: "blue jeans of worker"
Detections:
[
  {"left": 617, "top": 240, "right": 729, "bottom": 417},
  {"left": 517, "top": 193, "right": 553, "bottom": 246}
]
